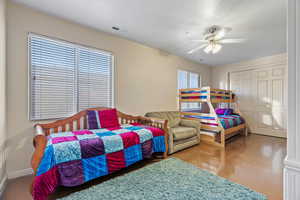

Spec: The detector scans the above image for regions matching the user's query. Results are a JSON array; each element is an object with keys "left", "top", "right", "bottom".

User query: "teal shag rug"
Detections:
[{"left": 59, "top": 158, "right": 267, "bottom": 200}]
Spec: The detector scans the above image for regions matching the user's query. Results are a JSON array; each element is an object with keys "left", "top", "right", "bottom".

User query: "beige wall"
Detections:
[
  {"left": 0, "top": 0, "right": 6, "bottom": 186},
  {"left": 6, "top": 2, "right": 211, "bottom": 175},
  {"left": 211, "top": 53, "right": 287, "bottom": 89}
]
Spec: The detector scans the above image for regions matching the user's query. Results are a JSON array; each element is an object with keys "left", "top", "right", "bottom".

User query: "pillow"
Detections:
[
  {"left": 215, "top": 108, "right": 226, "bottom": 115},
  {"left": 224, "top": 109, "right": 233, "bottom": 115},
  {"left": 215, "top": 108, "right": 233, "bottom": 115},
  {"left": 87, "top": 109, "right": 120, "bottom": 129}
]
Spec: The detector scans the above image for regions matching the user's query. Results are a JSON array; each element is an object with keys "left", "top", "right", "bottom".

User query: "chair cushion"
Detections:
[{"left": 172, "top": 126, "right": 197, "bottom": 141}]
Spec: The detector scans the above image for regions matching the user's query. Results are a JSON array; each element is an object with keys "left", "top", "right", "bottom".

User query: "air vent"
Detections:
[{"left": 112, "top": 26, "right": 120, "bottom": 31}]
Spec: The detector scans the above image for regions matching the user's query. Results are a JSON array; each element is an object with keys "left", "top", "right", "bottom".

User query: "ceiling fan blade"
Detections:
[
  {"left": 188, "top": 44, "right": 207, "bottom": 54},
  {"left": 218, "top": 38, "right": 246, "bottom": 44},
  {"left": 190, "top": 39, "right": 208, "bottom": 43}
]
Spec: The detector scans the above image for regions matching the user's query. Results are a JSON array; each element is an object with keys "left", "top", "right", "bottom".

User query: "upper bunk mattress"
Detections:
[{"left": 180, "top": 90, "right": 231, "bottom": 100}]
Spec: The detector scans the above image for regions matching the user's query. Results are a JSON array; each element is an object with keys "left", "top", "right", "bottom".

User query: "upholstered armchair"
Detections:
[{"left": 145, "top": 111, "right": 200, "bottom": 154}]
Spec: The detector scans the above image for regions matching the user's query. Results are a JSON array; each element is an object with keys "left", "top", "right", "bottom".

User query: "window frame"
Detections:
[
  {"left": 177, "top": 69, "right": 202, "bottom": 110},
  {"left": 177, "top": 70, "right": 201, "bottom": 89},
  {"left": 28, "top": 33, "right": 115, "bottom": 121}
]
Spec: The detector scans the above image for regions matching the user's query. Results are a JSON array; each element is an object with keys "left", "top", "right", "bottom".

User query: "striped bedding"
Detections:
[
  {"left": 181, "top": 90, "right": 230, "bottom": 100},
  {"left": 184, "top": 114, "right": 244, "bottom": 129},
  {"left": 218, "top": 115, "right": 245, "bottom": 129}
]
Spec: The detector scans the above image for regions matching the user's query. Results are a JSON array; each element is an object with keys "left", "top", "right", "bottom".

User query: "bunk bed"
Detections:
[{"left": 179, "top": 86, "right": 247, "bottom": 147}]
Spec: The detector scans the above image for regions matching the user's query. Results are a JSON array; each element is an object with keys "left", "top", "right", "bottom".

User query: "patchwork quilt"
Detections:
[{"left": 32, "top": 123, "right": 166, "bottom": 200}]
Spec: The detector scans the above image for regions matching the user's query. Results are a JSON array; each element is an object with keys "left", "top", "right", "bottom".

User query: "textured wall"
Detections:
[
  {"left": 0, "top": 0, "right": 6, "bottom": 187},
  {"left": 6, "top": 2, "right": 212, "bottom": 175},
  {"left": 211, "top": 53, "right": 287, "bottom": 89}
]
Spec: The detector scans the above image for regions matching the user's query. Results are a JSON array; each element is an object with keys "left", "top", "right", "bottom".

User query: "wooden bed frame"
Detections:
[
  {"left": 31, "top": 107, "right": 168, "bottom": 194},
  {"left": 179, "top": 86, "right": 247, "bottom": 147}
]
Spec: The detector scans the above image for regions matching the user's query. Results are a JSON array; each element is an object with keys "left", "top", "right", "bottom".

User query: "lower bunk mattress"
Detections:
[
  {"left": 218, "top": 114, "right": 245, "bottom": 129},
  {"left": 185, "top": 114, "right": 245, "bottom": 129},
  {"left": 33, "top": 123, "right": 166, "bottom": 200}
]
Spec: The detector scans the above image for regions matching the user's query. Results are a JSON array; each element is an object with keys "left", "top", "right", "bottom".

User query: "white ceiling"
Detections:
[{"left": 12, "top": 0, "right": 287, "bottom": 66}]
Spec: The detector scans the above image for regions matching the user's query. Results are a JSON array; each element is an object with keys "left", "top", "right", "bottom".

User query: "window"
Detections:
[
  {"left": 29, "top": 34, "right": 114, "bottom": 120},
  {"left": 178, "top": 70, "right": 201, "bottom": 110}
]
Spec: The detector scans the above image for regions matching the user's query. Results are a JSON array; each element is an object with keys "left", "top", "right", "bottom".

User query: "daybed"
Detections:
[{"left": 30, "top": 107, "right": 168, "bottom": 200}]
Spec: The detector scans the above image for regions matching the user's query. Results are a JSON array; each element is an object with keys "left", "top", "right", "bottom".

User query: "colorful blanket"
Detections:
[
  {"left": 181, "top": 96, "right": 230, "bottom": 100},
  {"left": 180, "top": 90, "right": 231, "bottom": 100},
  {"left": 184, "top": 114, "right": 244, "bottom": 129},
  {"left": 218, "top": 114, "right": 244, "bottom": 129},
  {"left": 32, "top": 123, "right": 166, "bottom": 200}
]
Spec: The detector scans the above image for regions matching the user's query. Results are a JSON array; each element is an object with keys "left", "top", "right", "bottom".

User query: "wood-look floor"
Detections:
[{"left": 3, "top": 134, "right": 286, "bottom": 200}]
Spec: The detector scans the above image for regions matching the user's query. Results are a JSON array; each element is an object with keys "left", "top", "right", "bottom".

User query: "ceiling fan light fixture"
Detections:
[
  {"left": 204, "top": 44, "right": 213, "bottom": 53},
  {"left": 215, "top": 29, "right": 226, "bottom": 40},
  {"left": 187, "top": 25, "right": 244, "bottom": 55},
  {"left": 212, "top": 44, "right": 222, "bottom": 54}
]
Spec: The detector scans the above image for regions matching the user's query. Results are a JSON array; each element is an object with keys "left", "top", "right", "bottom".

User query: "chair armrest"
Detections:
[
  {"left": 138, "top": 116, "right": 169, "bottom": 158},
  {"left": 139, "top": 116, "right": 166, "bottom": 127}
]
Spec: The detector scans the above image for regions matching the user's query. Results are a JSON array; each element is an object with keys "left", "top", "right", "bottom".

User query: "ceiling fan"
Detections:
[{"left": 188, "top": 25, "right": 245, "bottom": 54}]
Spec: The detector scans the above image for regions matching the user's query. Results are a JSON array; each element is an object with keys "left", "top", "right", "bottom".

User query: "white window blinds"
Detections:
[
  {"left": 178, "top": 70, "right": 188, "bottom": 89},
  {"left": 30, "top": 36, "right": 76, "bottom": 120},
  {"left": 78, "top": 48, "right": 113, "bottom": 111},
  {"left": 29, "top": 34, "right": 114, "bottom": 120},
  {"left": 190, "top": 72, "right": 200, "bottom": 88}
]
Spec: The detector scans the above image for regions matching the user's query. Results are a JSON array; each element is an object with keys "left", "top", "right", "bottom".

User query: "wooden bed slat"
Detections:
[
  {"left": 76, "top": 119, "right": 80, "bottom": 130},
  {"left": 54, "top": 127, "right": 58, "bottom": 133},
  {"left": 182, "top": 117, "right": 218, "bottom": 124},
  {"left": 225, "top": 124, "right": 246, "bottom": 135},
  {"left": 83, "top": 116, "right": 87, "bottom": 129},
  {"left": 179, "top": 88, "right": 201, "bottom": 92},
  {"left": 211, "top": 99, "right": 232, "bottom": 103},
  {"left": 179, "top": 99, "right": 207, "bottom": 102},
  {"left": 201, "top": 124, "right": 221, "bottom": 130},
  {"left": 69, "top": 122, "right": 73, "bottom": 131},
  {"left": 62, "top": 125, "right": 66, "bottom": 132},
  {"left": 180, "top": 112, "right": 213, "bottom": 117},
  {"left": 179, "top": 93, "right": 206, "bottom": 97}
]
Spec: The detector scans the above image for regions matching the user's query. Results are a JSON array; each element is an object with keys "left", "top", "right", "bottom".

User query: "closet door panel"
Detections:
[
  {"left": 272, "top": 79, "right": 284, "bottom": 106},
  {"left": 257, "top": 79, "right": 269, "bottom": 106},
  {"left": 256, "top": 111, "right": 273, "bottom": 129},
  {"left": 230, "top": 70, "right": 256, "bottom": 132},
  {"left": 271, "top": 78, "right": 286, "bottom": 131}
]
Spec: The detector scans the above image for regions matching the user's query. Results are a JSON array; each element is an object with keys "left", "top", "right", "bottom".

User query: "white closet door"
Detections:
[
  {"left": 230, "top": 70, "right": 257, "bottom": 133},
  {"left": 230, "top": 67, "right": 287, "bottom": 138},
  {"left": 253, "top": 67, "right": 287, "bottom": 137}
]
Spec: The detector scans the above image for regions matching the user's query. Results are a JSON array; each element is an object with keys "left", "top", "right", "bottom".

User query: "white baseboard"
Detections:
[
  {"left": 7, "top": 168, "right": 33, "bottom": 179},
  {"left": 0, "top": 175, "right": 7, "bottom": 198},
  {"left": 284, "top": 158, "right": 300, "bottom": 200}
]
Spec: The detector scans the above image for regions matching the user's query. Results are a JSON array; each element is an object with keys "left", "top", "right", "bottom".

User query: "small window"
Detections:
[
  {"left": 29, "top": 34, "right": 114, "bottom": 120},
  {"left": 178, "top": 70, "right": 201, "bottom": 110}
]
